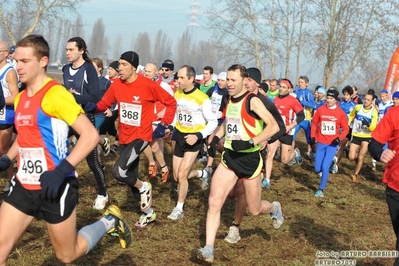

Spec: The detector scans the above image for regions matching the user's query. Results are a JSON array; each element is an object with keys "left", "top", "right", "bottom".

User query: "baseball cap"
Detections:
[
  {"left": 393, "top": 91, "right": 399, "bottom": 99},
  {"left": 380, "top": 89, "right": 388, "bottom": 94}
]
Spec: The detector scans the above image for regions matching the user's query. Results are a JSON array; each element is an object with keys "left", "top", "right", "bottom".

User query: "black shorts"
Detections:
[
  {"left": 5, "top": 176, "right": 79, "bottom": 224},
  {"left": 345, "top": 128, "right": 352, "bottom": 140},
  {"left": 173, "top": 130, "right": 203, "bottom": 158},
  {"left": 279, "top": 134, "right": 293, "bottom": 145},
  {"left": 351, "top": 135, "right": 371, "bottom": 145},
  {"left": 0, "top": 124, "right": 13, "bottom": 130},
  {"left": 221, "top": 149, "right": 263, "bottom": 179}
]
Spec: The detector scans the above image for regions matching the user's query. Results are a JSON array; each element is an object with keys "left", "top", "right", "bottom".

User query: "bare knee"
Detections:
[
  {"left": 247, "top": 207, "right": 261, "bottom": 216},
  {"left": 55, "top": 251, "right": 77, "bottom": 264}
]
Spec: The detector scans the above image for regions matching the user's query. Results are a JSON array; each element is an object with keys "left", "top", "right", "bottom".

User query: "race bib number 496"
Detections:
[{"left": 17, "top": 147, "right": 48, "bottom": 185}]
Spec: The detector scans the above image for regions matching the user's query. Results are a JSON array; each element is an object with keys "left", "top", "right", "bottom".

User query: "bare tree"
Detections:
[
  {"left": 132, "top": 32, "right": 152, "bottom": 66},
  {"left": 207, "top": 0, "right": 269, "bottom": 75},
  {"left": 112, "top": 34, "right": 123, "bottom": 60},
  {"left": 89, "top": 18, "right": 109, "bottom": 59},
  {"left": 0, "top": 0, "right": 86, "bottom": 44},
  {"left": 175, "top": 28, "right": 193, "bottom": 69},
  {"left": 308, "top": 0, "right": 399, "bottom": 88},
  {"left": 153, "top": 30, "right": 173, "bottom": 65}
]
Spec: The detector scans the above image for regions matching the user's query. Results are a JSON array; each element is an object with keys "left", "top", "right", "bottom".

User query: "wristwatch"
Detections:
[{"left": 248, "top": 139, "right": 254, "bottom": 146}]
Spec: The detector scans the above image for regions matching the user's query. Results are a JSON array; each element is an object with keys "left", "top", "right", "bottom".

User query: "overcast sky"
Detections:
[{"left": 79, "top": 0, "right": 212, "bottom": 51}]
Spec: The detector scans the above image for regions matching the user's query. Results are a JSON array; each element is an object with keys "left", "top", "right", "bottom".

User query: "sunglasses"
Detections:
[{"left": 162, "top": 68, "right": 170, "bottom": 72}]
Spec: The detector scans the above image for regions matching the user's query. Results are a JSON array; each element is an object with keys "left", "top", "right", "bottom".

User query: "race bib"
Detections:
[
  {"left": 321, "top": 121, "right": 336, "bottom": 135},
  {"left": 178, "top": 109, "right": 194, "bottom": 127},
  {"left": 17, "top": 147, "right": 48, "bottom": 185},
  {"left": 226, "top": 117, "right": 242, "bottom": 140},
  {"left": 0, "top": 107, "right": 5, "bottom": 121},
  {"left": 120, "top": 102, "right": 142, "bottom": 126}
]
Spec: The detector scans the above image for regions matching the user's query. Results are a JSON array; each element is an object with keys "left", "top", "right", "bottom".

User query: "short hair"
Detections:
[
  {"left": 203, "top": 66, "right": 214, "bottom": 74},
  {"left": 180, "top": 65, "right": 196, "bottom": 81},
  {"left": 227, "top": 64, "right": 247, "bottom": 79},
  {"left": 68, "top": 37, "right": 90, "bottom": 62},
  {"left": 91, "top": 58, "right": 103, "bottom": 75},
  {"left": 342, "top": 85, "right": 354, "bottom": 95},
  {"left": 299, "top": 75, "right": 309, "bottom": 84},
  {"left": 270, "top": 79, "right": 278, "bottom": 84},
  {"left": 16, "top": 35, "right": 50, "bottom": 69},
  {"left": 352, "top": 86, "right": 358, "bottom": 92}
]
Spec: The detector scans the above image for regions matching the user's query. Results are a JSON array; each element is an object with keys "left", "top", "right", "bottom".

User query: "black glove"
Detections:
[
  {"left": 309, "top": 137, "right": 316, "bottom": 145},
  {"left": 331, "top": 137, "right": 340, "bottom": 145},
  {"left": 39, "top": 159, "right": 75, "bottom": 200},
  {"left": 208, "top": 136, "right": 220, "bottom": 158},
  {"left": 231, "top": 139, "right": 254, "bottom": 151},
  {"left": 152, "top": 123, "right": 167, "bottom": 139},
  {"left": 0, "top": 154, "right": 11, "bottom": 171},
  {"left": 362, "top": 118, "right": 370, "bottom": 127},
  {"left": 84, "top": 102, "right": 97, "bottom": 113}
]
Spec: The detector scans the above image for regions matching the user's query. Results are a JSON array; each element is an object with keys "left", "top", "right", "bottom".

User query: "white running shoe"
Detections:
[
  {"left": 224, "top": 226, "right": 241, "bottom": 243},
  {"left": 167, "top": 207, "right": 184, "bottom": 220},
  {"left": 93, "top": 194, "right": 109, "bottom": 210}
]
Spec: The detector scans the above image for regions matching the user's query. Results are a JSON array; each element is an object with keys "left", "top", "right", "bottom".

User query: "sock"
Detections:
[
  {"left": 144, "top": 208, "right": 154, "bottom": 215},
  {"left": 100, "top": 215, "right": 116, "bottom": 231},
  {"left": 176, "top": 202, "right": 184, "bottom": 212},
  {"left": 204, "top": 244, "right": 214, "bottom": 254},
  {"left": 197, "top": 170, "right": 208, "bottom": 178},
  {"left": 78, "top": 220, "right": 108, "bottom": 254},
  {"left": 139, "top": 181, "right": 148, "bottom": 193}
]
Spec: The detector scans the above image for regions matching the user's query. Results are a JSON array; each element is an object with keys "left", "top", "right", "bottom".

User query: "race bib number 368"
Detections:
[{"left": 120, "top": 102, "right": 142, "bottom": 126}]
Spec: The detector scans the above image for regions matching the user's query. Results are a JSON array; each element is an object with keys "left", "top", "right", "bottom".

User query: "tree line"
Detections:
[{"left": 1, "top": 0, "right": 399, "bottom": 91}]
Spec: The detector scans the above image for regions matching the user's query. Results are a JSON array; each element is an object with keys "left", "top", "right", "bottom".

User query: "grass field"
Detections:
[{"left": 0, "top": 132, "right": 396, "bottom": 266}]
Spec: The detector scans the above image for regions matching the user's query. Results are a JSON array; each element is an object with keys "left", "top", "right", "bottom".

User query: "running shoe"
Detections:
[
  {"left": 330, "top": 164, "right": 338, "bottom": 174},
  {"left": 314, "top": 189, "right": 324, "bottom": 198},
  {"left": 140, "top": 182, "right": 152, "bottom": 212},
  {"left": 148, "top": 164, "right": 158, "bottom": 179},
  {"left": 110, "top": 144, "right": 118, "bottom": 154},
  {"left": 167, "top": 207, "right": 184, "bottom": 220},
  {"left": 93, "top": 193, "right": 109, "bottom": 210},
  {"left": 270, "top": 201, "right": 284, "bottom": 230},
  {"left": 287, "top": 157, "right": 297, "bottom": 166},
  {"left": 200, "top": 166, "right": 212, "bottom": 190},
  {"left": 198, "top": 155, "right": 208, "bottom": 164},
  {"left": 160, "top": 166, "right": 171, "bottom": 184},
  {"left": 261, "top": 178, "right": 271, "bottom": 189},
  {"left": 224, "top": 226, "right": 241, "bottom": 243},
  {"left": 101, "top": 138, "right": 111, "bottom": 156},
  {"left": 103, "top": 205, "right": 132, "bottom": 248},
  {"left": 192, "top": 247, "right": 214, "bottom": 263},
  {"left": 294, "top": 148, "right": 303, "bottom": 165},
  {"left": 135, "top": 211, "right": 156, "bottom": 228}
]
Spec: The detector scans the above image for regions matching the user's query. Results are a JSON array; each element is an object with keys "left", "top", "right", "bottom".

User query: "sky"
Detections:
[{"left": 79, "top": 0, "right": 213, "bottom": 52}]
